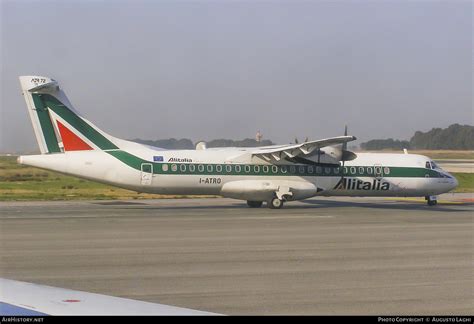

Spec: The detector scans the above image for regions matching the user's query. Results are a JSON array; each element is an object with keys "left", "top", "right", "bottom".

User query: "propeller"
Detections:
[
  {"left": 340, "top": 126, "right": 349, "bottom": 186},
  {"left": 342, "top": 125, "right": 348, "bottom": 154}
]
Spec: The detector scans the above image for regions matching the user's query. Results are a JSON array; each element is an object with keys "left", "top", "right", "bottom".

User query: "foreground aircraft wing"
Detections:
[
  {"left": 252, "top": 135, "right": 356, "bottom": 162},
  {"left": 0, "top": 278, "right": 218, "bottom": 316}
]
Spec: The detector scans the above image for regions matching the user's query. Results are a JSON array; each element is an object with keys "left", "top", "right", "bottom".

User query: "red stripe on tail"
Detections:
[{"left": 56, "top": 121, "right": 93, "bottom": 151}]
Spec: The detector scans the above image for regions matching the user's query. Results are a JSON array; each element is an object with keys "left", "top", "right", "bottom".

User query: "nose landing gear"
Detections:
[{"left": 425, "top": 195, "right": 438, "bottom": 206}]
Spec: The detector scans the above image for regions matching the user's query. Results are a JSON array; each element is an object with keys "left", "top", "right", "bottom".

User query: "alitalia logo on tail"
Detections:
[
  {"left": 334, "top": 177, "right": 390, "bottom": 191},
  {"left": 20, "top": 75, "right": 119, "bottom": 154}
]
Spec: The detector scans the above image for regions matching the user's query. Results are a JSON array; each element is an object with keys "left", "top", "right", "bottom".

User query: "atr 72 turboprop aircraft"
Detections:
[{"left": 17, "top": 76, "right": 458, "bottom": 208}]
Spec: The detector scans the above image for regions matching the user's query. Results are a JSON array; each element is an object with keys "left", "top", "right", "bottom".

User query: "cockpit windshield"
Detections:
[
  {"left": 425, "top": 161, "right": 440, "bottom": 170},
  {"left": 426, "top": 161, "right": 440, "bottom": 170}
]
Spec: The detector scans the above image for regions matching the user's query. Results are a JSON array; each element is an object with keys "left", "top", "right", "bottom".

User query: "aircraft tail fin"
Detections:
[{"left": 19, "top": 76, "right": 119, "bottom": 154}]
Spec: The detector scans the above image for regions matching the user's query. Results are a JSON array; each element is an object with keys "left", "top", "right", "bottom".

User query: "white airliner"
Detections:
[{"left": 17, "top": 76, "right": 458, "bottom": 208}]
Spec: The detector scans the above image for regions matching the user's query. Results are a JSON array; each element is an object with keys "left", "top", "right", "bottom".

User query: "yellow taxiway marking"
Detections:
[{"left": 383, "top": 198, "right": 465, "bottom": 205}]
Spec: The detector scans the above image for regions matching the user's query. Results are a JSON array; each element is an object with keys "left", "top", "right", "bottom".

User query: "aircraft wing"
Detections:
[
  {"left": 0, "top": 278, "right": 218, "bottom": 316},
  {"left": 251, "top": 135, "right": 356, "bottom": 162}
]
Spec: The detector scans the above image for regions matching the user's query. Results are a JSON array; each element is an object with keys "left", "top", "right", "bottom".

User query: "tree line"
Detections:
[
  {"left": 132, "top": 124, "right": 473, "bottom": 151},
  {"left": 360, "top": 124, "right": 474, "bottom": 150}
]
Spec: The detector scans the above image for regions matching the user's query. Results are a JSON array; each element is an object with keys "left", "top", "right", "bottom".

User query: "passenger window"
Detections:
[
  {"left": 308, "top": 166, "right": 314, "bottom": 174},
  {"left": 367, "top": 167, "right": 373, "bottom": 174},
  {"left": 162, "top": 164, "right": 169, "bottom": 172},
  {"left": 325, "top": 167, "right": 331, "bottom": 174},
  {"left": 316, "top": 166, "right": 322, "bottom": 174},
  {"left": 245, "top": 165, "right": 251, "bottom": 173},
  {"left": 425, "top": 161, "right": 431, "bottom": 169},
  {"left": 216, "top": 165, "right": 222, "bottom": 172},
  {"left": 384, "top": 167, "right": 390, "bottom": 175},
  {"left": 180, "top": 164, "right": 187, "bottom": 172},
  {"left": 254, "top": 165, "right": 260, "bottom": 173},
  {"left": 226, "top": 165, "right": 232, "bottom": 173},
  {"left": 235, "top": 165, "right": 242, "bottom": 173},
  {"left": 290, "top": 165, "right": 296, "bottom": 174},
  {"left": 334, "top": 167, "right": 340, "bottom": 174},
  {"left": 350, "top": 167, "right": 356, "bottom": 174},
  {"left": 281, "top": 166, "right": 287, "bottom": 173},
  {"left": 263, "top": 166, "right": 269, "bottom": 173},
  {"left": 374, "top": 166, "right": 383, "bottom": 177},
  {"left": 299, "top": 166, "right": 305, "bottom": 174},
  {"left": 189, "top": 164, "right": 195, "bottom": 172},
  {"left": 198, "top": 164, "right": 204, "bottom": 172},
  {"left": 272, "top": 165, "right": 278, "bottom": 174},
  {"left": 207, "top": 165, "right": 213, "bottom": 172},
  {"left": 171, "top": 164, "right": 177, "bottom": 172},
  {"left": 359, "top": 167, "right": 364, "bottom": 175}
]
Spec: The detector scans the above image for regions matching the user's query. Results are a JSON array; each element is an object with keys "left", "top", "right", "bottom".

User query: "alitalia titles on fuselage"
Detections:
[
  {"left": 334, "top": 177, "right": 390, "bottom": 191},
  {"left": 168, "top": 157, "right": 193, "bottom": 163}
]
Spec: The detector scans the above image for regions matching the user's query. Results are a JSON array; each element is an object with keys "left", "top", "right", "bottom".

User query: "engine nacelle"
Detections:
[
  {"left": 320, "top": 146, "right": 343, "bottom": 162},
  {"left": 301, "top": 146, "right": 357, "bottom": 165}
]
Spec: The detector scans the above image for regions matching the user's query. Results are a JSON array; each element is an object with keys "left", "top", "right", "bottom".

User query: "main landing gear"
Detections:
[
  {"left": 425, "top": 195, "right": 438, "bottom": 206},
  {"left": 268, "top": 197, "right": 284, "bottom": 209},
  {"left": 246, "top": 199, "right": 284, "bottom": 209}
]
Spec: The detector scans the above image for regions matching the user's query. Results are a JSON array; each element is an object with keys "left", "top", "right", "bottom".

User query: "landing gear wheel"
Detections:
[
  {"left": 426, "top": 196, "right": 438, "bottom": 206},
  {"left": 247, "top": 201, "right": 263, "bottom": 208},
  {"left": 268, "top": 197, "right": 284, "bottom": 209}
]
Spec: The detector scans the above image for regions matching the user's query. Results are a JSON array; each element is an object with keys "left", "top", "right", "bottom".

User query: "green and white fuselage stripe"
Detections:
[{"left": 107, "top": 150, "right": 444, "bottom": 179}]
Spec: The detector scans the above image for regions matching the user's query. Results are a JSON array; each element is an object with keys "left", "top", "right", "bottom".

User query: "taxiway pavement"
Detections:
[{"left": 0, "top": 195, "right": 472, "bottom": 315}]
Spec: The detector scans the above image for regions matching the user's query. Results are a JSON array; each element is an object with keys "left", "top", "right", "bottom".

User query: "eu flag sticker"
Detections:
[{"left": 153, "top": 156, "right": 164, "bottom": 162}]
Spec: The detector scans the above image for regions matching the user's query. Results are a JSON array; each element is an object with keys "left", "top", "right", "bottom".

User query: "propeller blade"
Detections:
[
  {"left": 341, "top": 125, "right": 349, "bottom": 183},
  {"left": 342, "top": 125, "right": 348, "bottom": 151}
]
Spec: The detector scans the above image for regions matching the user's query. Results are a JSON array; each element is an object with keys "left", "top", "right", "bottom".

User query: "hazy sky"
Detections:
[{"left": 1, "top": 0, "right": 472, "bottom": 152}]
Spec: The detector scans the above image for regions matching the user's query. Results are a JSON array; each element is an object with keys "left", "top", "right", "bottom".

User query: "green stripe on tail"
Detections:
[
  {"left": 33, "top": 94, "right": 119, "bottom": 151},
  {"left": 31, "top": 95, "right": 61, "bottom": 153}
]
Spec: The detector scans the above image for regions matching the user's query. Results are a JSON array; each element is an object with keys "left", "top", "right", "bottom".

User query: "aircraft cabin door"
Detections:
[{"left": 140, "top": 163, "right": 153, "bottom": 186}]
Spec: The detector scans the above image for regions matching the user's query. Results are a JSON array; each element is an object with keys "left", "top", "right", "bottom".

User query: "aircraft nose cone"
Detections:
[
  {"left": 449, "top": 174, "right": 459, "bottom": 191},
  {"left": 452, "top": 176, "right": 459, "bottom": 190}
]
